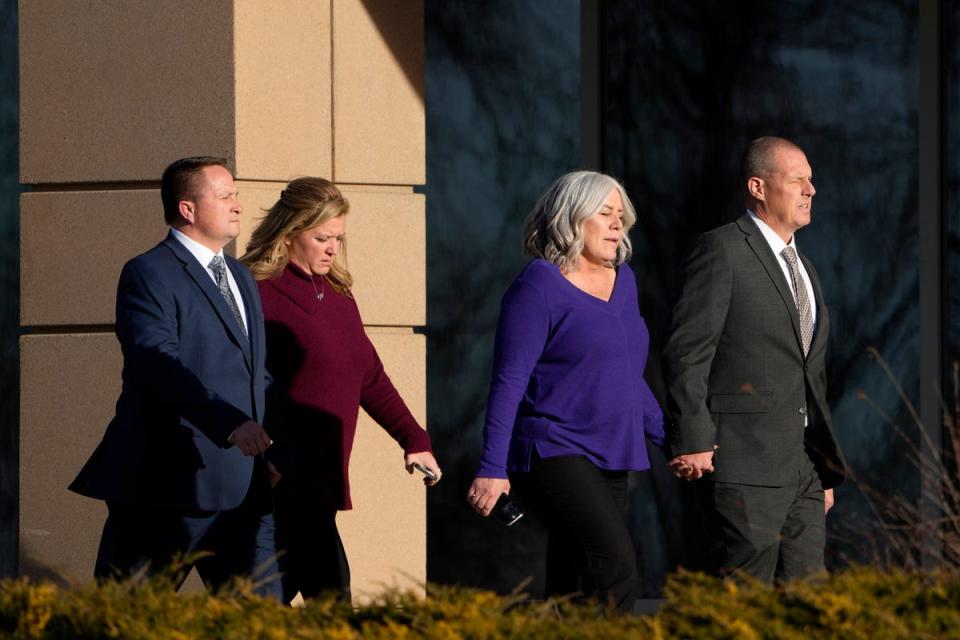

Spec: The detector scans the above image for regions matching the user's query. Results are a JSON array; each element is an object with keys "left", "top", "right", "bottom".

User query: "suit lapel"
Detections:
[
  {"left": 736, "top": 215, "right": 806, "bottom": 356},
  {"left": 163, "top": 234, "right": 253, "bottom": 372}
]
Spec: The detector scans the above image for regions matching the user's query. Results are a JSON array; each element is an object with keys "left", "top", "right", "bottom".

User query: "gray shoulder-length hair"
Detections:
[{"left": 522, "top": 171, "right": 636, "bottom": 272}]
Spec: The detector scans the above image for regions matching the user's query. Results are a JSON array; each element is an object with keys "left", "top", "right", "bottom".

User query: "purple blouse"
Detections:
[{"left": 476, "top": 259, "right": 665, "bottom": 478}]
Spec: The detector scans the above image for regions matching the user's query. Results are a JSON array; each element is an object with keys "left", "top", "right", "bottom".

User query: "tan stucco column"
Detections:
[{"left": 19, "top": 0, "right": 426, "bottom": 601}]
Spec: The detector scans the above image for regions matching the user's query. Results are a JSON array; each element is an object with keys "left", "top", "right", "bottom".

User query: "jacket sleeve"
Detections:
[{"left": 662, "top": 232, "right": 732, "bottom": 456}]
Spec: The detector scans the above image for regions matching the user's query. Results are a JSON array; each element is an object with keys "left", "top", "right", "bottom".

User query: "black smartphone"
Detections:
[
  {"left": 492, "top": 492, "right": 524, "bottom": 527},
  {"left": 411, "top": 461, "right": 437, "bottom": 481}
]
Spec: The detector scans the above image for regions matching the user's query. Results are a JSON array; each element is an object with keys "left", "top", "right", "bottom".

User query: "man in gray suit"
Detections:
[{"left": 663, "top": 136, "right": 847, "bottom": 582}]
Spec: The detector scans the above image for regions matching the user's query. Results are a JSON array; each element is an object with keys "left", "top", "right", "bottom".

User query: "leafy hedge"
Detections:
[
  {"left": 1, "top": 568, "right": 958, "bottom": 639},
  {"left": 658, "top": 569, "right": 960, "bottom": 639}
]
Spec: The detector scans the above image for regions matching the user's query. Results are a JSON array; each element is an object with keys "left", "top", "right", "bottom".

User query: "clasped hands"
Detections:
[{"left": 668, "top": 449, "right": 716, "bottom": 481}]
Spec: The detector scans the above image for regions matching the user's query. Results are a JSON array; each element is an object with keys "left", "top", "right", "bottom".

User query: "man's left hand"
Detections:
[{"left": 824, "top": 488, "right": 835, "bottom": 514}]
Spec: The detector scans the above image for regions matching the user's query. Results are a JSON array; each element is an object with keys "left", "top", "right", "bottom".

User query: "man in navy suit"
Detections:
[{"left": 70, "top": 157, "right": 281, "bottom": 598}]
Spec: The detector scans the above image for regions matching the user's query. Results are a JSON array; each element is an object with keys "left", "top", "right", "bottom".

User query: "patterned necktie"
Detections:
[
  {"left": 208, "top": 255, "right": 247, "bottom": 337},
  {"left": 781, "top": 246, "right": 813, "bottom": 356}
]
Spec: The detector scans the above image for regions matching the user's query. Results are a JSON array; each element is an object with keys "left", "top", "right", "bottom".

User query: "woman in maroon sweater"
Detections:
[{"left": 242, "top": 177, "right": 441, "bottom": 603}]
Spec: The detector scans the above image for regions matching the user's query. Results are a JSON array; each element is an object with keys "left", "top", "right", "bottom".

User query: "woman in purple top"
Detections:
[{"left": 467, "top": 171, "right": 664, "bottom": 612}]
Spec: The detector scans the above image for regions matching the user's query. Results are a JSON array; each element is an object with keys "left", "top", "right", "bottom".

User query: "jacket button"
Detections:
[{"left": 799, "top": 406, "right": 807, "bottom": 415}]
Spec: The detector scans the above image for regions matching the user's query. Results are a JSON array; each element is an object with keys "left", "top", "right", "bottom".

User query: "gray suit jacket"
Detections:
[{"left": 663, "top": 214, "right": 846, "bottom": 489}]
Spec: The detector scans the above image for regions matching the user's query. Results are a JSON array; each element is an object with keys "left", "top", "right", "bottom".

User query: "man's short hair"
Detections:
[
  {"left": 741, "top": 136, "right": 803, "bottom": 187},
  {"left": 161, "top": 156, "right": 230, "bottom": 225}
]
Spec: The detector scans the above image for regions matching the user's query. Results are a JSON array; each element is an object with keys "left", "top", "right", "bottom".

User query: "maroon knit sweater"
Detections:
[{"left": 258, "top": 263, "right": 432, "bottom": 510}]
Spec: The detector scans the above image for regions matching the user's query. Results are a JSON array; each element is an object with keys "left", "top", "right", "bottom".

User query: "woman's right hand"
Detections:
[{"left": 467, "top": 477, "right": 511, "bottom": 517}]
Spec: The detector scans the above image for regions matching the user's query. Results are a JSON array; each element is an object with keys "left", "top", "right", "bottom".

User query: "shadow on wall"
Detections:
[
  {"left": 19, "top": 553, "right": 70, "bottom": 589},
  {"left": 360, "top": 0, "right": 425, "bottom": 105}
]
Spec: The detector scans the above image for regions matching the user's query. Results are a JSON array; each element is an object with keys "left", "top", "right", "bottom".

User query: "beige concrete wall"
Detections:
[
  {"left": 20, "top": 190, "right": 167, "bottom": 327},
  {"left": 19, "top": 334, "right": 114, "bottom": 582},
  {"left": 234, "top": 0, "right": 333, "bottom": 180},
  {"left": 339, "top": 329, "right": 427, "bottom": 599},
  {"left": 19, "top": 0, "right": 428, "bottom": 601},
  {"left": 19, "top": 0, "right": 236, "bottom": 183},
  {"left": 333, "top": 1, "right": 425, "bottom": 184}
]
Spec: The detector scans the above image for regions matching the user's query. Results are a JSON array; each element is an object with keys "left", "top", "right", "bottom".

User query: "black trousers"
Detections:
[
  {"left": 511, "top": 453, "right": 639, "bottom": 612},
  {"left": 95, "top": 476, "right": 282, "bottom": 600},
  {"left": 701, "top": 455, "right": 826, "bottom": 583},
  {"left": 274, "top": 494, "right": 351, "bottom": 604}
]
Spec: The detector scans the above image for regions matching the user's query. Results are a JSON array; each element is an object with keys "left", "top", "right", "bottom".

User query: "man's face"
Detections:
[
  {"left": 183, "top": 165, "right": 242, "bottom": 252},
  {"left": 753, "top": 146, "right": 816, "bottom": 239}
]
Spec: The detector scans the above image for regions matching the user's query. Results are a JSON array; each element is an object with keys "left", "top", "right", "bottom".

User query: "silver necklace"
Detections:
[{"left": 310, "top": 274, "right": 325, "bottom": 301}]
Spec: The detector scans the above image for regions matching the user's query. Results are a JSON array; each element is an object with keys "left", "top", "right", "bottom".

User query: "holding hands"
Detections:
[{"left": 669, "top": 448, "right": 716, "bottom": 480}]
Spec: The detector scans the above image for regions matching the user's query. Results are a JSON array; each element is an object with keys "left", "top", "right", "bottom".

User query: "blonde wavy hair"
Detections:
[
  {"left": 241, "top": 177, "right": 353, "bottom": 296},
  {"left": 522, "top": 171, "right": 635, "bottom": 273}
]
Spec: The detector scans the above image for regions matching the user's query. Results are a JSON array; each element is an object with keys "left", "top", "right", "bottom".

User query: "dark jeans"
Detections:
[
  {"left": 274, "top": 493, "right": 351, "bottom": 603},
  {"left": 511, "top": 453, "right": 638, "bottom": 612}
]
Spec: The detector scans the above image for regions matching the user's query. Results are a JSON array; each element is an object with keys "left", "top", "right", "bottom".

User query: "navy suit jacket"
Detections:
[{"left": 70, "top": 232, "right": 269, "bottom": 511}]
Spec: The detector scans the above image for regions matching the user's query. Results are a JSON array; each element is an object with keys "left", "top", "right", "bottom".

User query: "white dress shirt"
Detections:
[{"left": 170, "top": 228, "right": 249, "bottom": 333}]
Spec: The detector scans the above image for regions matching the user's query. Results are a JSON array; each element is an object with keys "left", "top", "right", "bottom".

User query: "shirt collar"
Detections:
[
  {"left": 747, "top": 209, "right": 797, "bottom": 255},
  {"left": 170, "top": 227, "right": 224, "bottom": 270}
]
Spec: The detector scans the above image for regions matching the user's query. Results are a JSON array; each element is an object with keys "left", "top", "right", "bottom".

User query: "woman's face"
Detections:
[
  {"left": 580, "top": 187, "right": 624, "bottom": 267},
  {"left": 287, "top": 214, "right": 346, "bottom": 276}
]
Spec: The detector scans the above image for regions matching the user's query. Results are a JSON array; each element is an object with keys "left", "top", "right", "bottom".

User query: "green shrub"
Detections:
[
  {"left": 655, "top": 568, "right": 960, "bottom": 639},
  {"left": 0, "top": 574, "right": 655, "bottom": 639},
  {"left": 1, "top": 568, "right": 958, "bottom": 639}
]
